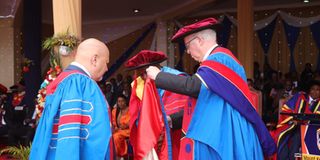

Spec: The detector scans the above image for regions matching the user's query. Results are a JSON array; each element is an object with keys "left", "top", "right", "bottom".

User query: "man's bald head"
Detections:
[
  {"left": 76, "top": 38, "right": 109, "bottom": 60},
  {"left": 75, "top": 38, "right": 110, "bottom": 81}
]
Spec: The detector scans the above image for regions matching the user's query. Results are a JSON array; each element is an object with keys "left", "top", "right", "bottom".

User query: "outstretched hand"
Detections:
[{"left": 146, "top": 66, "right": 160, "bottom": 80}]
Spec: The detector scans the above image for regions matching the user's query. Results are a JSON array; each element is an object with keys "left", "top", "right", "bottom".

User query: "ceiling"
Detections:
[
  {"left": 1, "top": 0, "right": 320, "bottom": 23},
  {"left": 41, "top": 0, "right": 320, "bottom": 24},
  {"left": 42, "top": 0, "right": 193, "bottom": 24}
]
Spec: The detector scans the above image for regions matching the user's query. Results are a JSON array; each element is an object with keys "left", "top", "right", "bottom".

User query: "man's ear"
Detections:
[
  {"left": 70, "top": 49, "right": 77, "bottom": 57},
  {"left": 91, "top": 54, "right": 98, "bottom": 66}
]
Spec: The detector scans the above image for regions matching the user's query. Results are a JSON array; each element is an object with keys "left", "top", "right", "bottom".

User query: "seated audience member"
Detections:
[
  {"left": 116, "top": 74, "right": 124, "bottom": 94},
  {"left": 282, "top": 79, "right": 297, "bottom": 99},
  {"left": 5, "top": 81, "right": 34, "bottom": 145},
  {"left": 122, "top": 82, "right": 131, "bottom": 101},
  {"left": 112, "top": 94, "right": 130, "bottom": 158},
  {"left": 277, "top": 79, "right": 298, "bottom": 118},
  {"left": 125, "top": 75, "right": 133, "bottom": 84},
  {"left": 300, "top": 63, "right": 314, "bottom": 92},
  {"left": 110, "top": 78, "right": 119, "bottom": 96},
  {"left": 105, "top": 82, "right": 115, "bottom": 108},
  {"left": 98, "top": 81, "right": 107, "bottom": 95},
  {"left": 271, "top": 80, "right": 320, "bottom": 159}
]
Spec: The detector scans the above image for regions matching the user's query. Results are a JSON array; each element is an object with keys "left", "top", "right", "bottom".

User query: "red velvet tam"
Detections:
[
  {"left": 125, "top": 50, "right": 167, "bottom": 70},
  {"left": 171, "top": 17, "right": 221, "bottom": 43}
]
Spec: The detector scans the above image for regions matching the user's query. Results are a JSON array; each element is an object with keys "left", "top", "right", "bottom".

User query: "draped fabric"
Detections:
[
  {"left": 283, "top": 21, "right": 300, "bottom": 72},
  {"left": 23, "top": 0, "right": 42, "bottom": 115},
  {"left": 102, "top": 23, "right": 156, "bottom": 81},
  {"left": 310, "top": 21, "right": 320, "bottom": 72},
  {"left": 129, "top": 77, "right": 142, "bottom": 136},
  {"left": 257, "top": 18, "right": 277, "bottom": 65},
  {"left": 217, "top": 11, "right": 320, "bottom": 31},
  {"left": 129, "top": 78, "right": 172, "bottom": 160}
]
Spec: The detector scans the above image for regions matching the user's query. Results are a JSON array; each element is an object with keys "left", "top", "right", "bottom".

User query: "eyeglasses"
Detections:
[
  {"left": 185, "top": 37, "right": 198, "bottom": 48},
  {"left": 185, "top": 36, "right": 198, "bottom": 53}
]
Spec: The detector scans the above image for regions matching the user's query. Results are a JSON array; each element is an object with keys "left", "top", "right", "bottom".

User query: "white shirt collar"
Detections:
[
  {"left": 71, "top": 62, "right": 91, "bottom": 77},
  {"left": 202, "top": 44, "right": 218, "bottom": 62}
]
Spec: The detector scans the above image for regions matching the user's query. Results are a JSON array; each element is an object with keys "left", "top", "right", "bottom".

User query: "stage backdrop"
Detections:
[{"left": 173, "top": 5, "right": 320, "bottom": 76}]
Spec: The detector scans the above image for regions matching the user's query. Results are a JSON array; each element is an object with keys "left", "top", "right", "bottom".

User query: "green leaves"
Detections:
[
  {"left": 0, "top": 143, "right": 31, "bottom": 160},
  {"left": 42, "top": 31, "right": 80, "bottom": 51}
]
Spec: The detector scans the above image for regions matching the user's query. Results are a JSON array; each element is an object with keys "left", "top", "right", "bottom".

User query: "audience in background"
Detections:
[
  {"left": 105, "top": 82, "right": 115, "bottom": 107},
  {"left": 271, "top": 80, "right": 320, "bottom": 159},
  {"left": 4, "top": 80, "right": 35, "bottom": 146},
  {"left": 116, "top": 74, "right": 124, "bottom": 94},
  {"left": 300, "top": 63, "right": 314, "bottom": 92}
]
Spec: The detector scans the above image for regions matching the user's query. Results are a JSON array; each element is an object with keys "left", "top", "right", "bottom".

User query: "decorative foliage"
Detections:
[
  {"left": 35, "top": 65, "right": 62, "bottom": 119},
  {"left": 42, "top": 31, "right": 80, "bottom": 51},
  {"left": 35, "top": 31, "right": 80, "bottom": 121},
  {"left": 43, "top": 31, "right": 80, "bottom": 67},
  {"left": 0, "top": 144, "right": 31, "bottom": 160}
]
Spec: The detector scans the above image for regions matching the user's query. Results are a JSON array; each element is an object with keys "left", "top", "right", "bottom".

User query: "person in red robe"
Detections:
[{"left": 125, "top": 50, "right": 173, "bottom": 160}]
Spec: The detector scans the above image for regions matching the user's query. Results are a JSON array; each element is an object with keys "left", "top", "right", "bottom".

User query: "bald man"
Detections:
[{"left": 30, "top": 38, "right": 112, "bottom": 160}]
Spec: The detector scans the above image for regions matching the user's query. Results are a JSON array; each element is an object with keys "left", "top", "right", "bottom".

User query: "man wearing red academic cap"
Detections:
[
  {"left": 147, "top": 18, "right": 276, "bottom": 159},
  {"left": 126, "top": 50, "right": 194, "bottom": 160}
]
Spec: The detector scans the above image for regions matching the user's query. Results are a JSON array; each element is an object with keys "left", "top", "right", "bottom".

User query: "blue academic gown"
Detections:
[
  {"left": 186, "top": 49, "right": 276, "bottom": 159},
  {"left": 30, "top": 65, "right": 112, "bottom": 160}
]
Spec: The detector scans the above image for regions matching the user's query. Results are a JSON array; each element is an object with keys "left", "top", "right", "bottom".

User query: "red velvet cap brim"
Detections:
[
  {"left": 126, "top": 58, "right": 167, "bottom": 70},
  {"left": 125, "top": 50, "right": 167, "bottom": 70},
  {"left": 171, "top": 18, "right": 222, "bottom": 43}
]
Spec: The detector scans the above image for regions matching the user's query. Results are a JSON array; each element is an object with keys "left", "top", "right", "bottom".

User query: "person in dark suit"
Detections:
[
  {"left": 4, "top": 81, "right": 35, "bottom": 146},
  {"left": 146, "top": 17, "right": 276, "bottom": 159}
]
